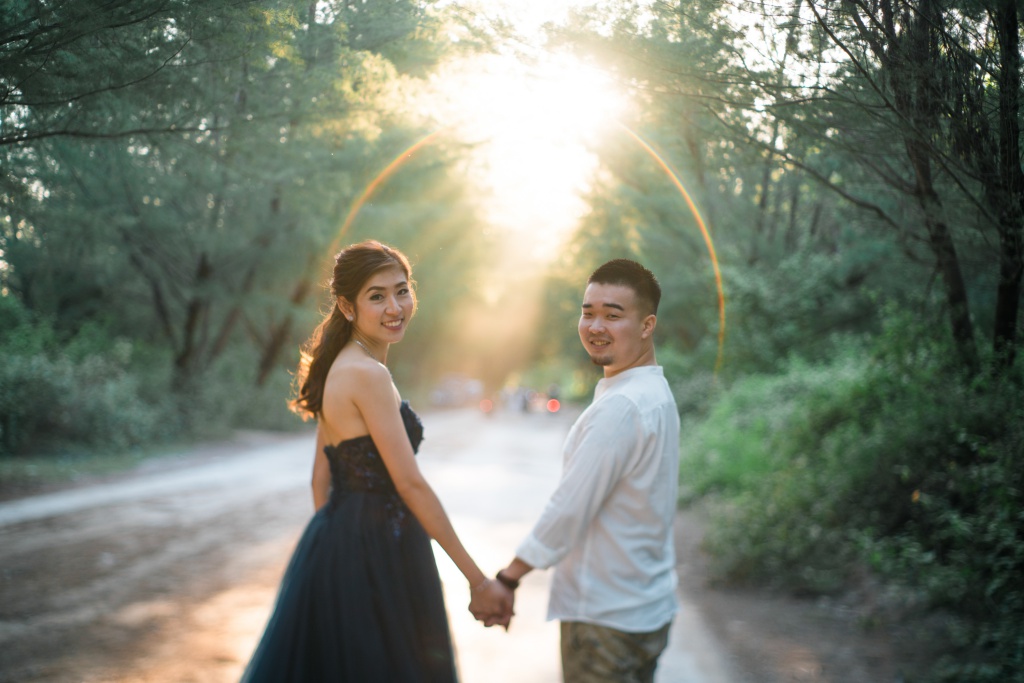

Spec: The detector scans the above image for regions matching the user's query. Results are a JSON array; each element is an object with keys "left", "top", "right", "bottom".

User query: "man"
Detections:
[{"left": 490, "top": 259, "right": 681, "bottom": 682}]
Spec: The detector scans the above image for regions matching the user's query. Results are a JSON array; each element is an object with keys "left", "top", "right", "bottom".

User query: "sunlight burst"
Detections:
[{"left": 425, "top": 52, "right": 626, "bottom": 257}]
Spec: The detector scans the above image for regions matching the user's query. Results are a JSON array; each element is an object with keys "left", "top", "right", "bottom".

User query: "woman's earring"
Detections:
[{"left": 347, "top": 316, "right": 353, "bottom": 321}]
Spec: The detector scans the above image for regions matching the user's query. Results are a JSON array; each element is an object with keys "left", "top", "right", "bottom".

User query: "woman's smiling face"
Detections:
[{"left": 350, "top": 266, "right": 415, "bottom": 344}]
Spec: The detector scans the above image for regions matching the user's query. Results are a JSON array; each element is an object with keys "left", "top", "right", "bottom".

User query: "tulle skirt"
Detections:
[{"left": 240, "top": 490, "right": 458, "bottom": 682}]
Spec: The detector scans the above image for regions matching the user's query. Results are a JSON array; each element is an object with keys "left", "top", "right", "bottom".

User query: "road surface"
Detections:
[{"left": 0, "top": 408, "right": 738, "bottom": 683}]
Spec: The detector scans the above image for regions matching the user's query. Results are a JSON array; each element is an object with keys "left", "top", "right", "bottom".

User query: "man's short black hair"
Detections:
[{"left": 588, "top": 259, "right": 662, "bottom": 315}]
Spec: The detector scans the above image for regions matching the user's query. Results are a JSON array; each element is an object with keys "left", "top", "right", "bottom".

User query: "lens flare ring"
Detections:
[
  {"left": 615, "top": 124, "right": 726, "bottom": 374},
  {"left": 332, "top": 125, "right": 726, "bottom": 374}
]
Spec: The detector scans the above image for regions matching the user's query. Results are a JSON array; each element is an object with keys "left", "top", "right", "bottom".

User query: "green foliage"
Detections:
[
  {"left": 174, "top": 345, "right": 305, "bottom": 437},
  {"left": 685, "top": 352, "right": 868, "bottom": 593},
  {"left": 0, "top": 0, "right": 502, "bottom": 479},
  {"left": 685, "top": 309, "right": 1024, "bottom": 679},
  {"left": 656, "top": 343, "right": 717, "bottom": 417},
  {"left": 719, "top": 248, "right": 886, "bottom": 375},
  {"left": 0, "top": 294, "right": 304, "bottom": 465},
  {"left": 0, "top": 303, "right": 167, "bottom": 455},
  {"left": 1, "top": 0, "right": 470, "bottom": 394},
  {"left": 558, "top": 0, "right": 1024, "bottom": 379}
]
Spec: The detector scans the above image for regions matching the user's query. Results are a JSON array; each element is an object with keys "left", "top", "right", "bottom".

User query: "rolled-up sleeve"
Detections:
[{"left": 516, "top": 395, "right": 641, "bottom": 569}]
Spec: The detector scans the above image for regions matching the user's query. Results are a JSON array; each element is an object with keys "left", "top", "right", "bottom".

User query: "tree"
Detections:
[
  {"left": 557, "top": 0, "right": 1023, "bottom": 374},
  {"left": 1, "top": 0, "right": 468, "bottom": 391},
  {"left": 752, "top": 0, "right": 1022, "bottom": 371},
  {"left": 0, "top": 0, "right": 249, "bottom": 146}
]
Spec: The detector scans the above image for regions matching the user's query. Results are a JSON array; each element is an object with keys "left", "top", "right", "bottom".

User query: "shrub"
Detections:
[
  {"left": 688, "top": 352, "right": 870, "bottom": 593},
  {"left": 685, "top": 311, "right": 1024, "bottom": 679},
  {"left": 0, "top": 347, "right": 167, "bottom": 455},
  {"left": 0, "top": 305, "right": 173, "bottom": 456}
]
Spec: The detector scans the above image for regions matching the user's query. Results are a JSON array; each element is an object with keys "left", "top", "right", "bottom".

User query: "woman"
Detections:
[{"left": 241, "top": 240, "right": 510, "bottom": 682}]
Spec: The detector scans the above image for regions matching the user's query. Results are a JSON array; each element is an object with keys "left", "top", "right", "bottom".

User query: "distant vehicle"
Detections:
[
  {"left": 504, "top": 386, "right": 562, "bottom": 414},
  {"left": 429, "top": 374, "right": 484, "bottom": 408}
]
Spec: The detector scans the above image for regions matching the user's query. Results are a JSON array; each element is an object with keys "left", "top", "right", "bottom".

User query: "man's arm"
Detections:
[
  {"left": 515, "top": 394, "right": 642, "bottom": 570},
  {"left": 499, "top": 557, "right": 533, "bottom": 586}
]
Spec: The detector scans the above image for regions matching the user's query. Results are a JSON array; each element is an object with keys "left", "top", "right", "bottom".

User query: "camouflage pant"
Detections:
[{"left": 560, "top": 620, "right": 671, "bottom": 683}]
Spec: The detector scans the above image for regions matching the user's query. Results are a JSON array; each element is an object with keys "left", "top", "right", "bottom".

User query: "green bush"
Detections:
[
  {"left": 0, "top": 297, "right": 302, "bottom": 458},
  {"left": 857, "top": 375, "right": 1024, "bottom": 682},
  {"left": 0, "top": 347, "right": 167, "bottom": 455},
  {"left": 685, "top": 311, "right": 1024, "bottom": 679},
  {"left": 687, "top": 352, "right": 869, "bottom": 593},
  {"left": 717, "top": 249, "right": 878, "bottom": 375},
  {"left": 679, "top": 353, "right": 865, "bottom": 502},
  {"left": 187, "top": 347, "right": 304, "bottom": 434}
]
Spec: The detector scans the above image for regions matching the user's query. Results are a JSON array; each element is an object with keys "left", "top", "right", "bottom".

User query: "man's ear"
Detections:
[
  {"left": 337, "top": 296, "right": 355, "bottom": 321},
  {"left": 641, "top": 314, "right": 657, "bottom": 339}
]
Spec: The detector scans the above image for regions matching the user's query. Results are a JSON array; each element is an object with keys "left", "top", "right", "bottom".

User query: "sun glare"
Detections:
[{"left": 424, "top": 52, "right": 626, "bottom": 257}]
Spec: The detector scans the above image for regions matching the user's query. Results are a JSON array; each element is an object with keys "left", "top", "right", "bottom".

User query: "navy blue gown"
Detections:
[{"left": 241, "top": 401, "right": 458, "bottom": 682}]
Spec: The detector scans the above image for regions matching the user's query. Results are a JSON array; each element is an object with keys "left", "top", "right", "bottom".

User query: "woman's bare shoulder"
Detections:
[
  {"left": 320, "top": 351, "right": 394, "bottom": 442},
  {"left": 324, "top": 352, "right": 391, "bottom": 403}
]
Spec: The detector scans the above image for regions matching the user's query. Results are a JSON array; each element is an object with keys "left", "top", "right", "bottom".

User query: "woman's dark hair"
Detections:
[
  {"left": 290, "top": 240, "right": 415, "bottom": 419},
  {"left": 588, "top": 259, "right": 661, "bottom": 315}
]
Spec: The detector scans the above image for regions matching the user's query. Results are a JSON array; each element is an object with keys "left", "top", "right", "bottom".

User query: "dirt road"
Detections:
[
  {"left": 1, "top": 409, "right": 923, "bottom": 683},
  {"left": 0, "top": 409, "right": 739, "bottom": 683}
]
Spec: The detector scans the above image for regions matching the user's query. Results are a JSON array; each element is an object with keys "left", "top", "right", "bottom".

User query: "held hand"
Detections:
[
  {"left": 468, "top": 579, "right": 515, "bottom": 630},
  {"left": 482, "top": 582, "right": 514, "bottom": 629},
  {"left": 484, "top": 581, "right": 515, "bottom": 630}
]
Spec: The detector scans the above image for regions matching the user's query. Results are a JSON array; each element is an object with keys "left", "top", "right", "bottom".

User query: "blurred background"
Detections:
[{"left": 2, "top": 0, "right": 1023, "bottom": 680}]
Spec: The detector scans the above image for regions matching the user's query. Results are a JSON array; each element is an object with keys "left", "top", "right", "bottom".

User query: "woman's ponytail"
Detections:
[
  {"left": 290, "top": 307, "right": 351, "bottom": 419},
  {"left": 289, "top": 240, "right": 414, "bottom": 420}
]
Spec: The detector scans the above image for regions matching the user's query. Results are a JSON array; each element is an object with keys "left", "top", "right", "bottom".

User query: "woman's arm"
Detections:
[
  {"left": 319, "top": 362, "right": 511, "bottom": 623},
  {"left": 311, "top": 424, "right": 331, "bottom": 511},
  {"left": 345, "top": 365, "right": 510, "bottom": 612},
  {"left": 351, "top": 365, "right": 486, "bottom": 582}
]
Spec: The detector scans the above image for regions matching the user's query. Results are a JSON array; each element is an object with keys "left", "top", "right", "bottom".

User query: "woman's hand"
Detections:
[{"left": 468, "top": 578, "right": 515, "bottom": 630}]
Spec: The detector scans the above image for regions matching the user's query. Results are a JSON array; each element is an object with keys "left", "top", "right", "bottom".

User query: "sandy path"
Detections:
[{"left": 0, "top": 409, "right": 737, "bottom": 683}]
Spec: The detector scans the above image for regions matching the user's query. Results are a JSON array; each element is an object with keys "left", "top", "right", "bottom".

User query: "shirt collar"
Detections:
[{"left": 595, "top": 365, "right": 663, "bottom": 398}]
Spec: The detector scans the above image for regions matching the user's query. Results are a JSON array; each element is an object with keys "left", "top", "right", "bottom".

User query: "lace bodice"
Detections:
[{"left": 322, "top": 401, "right": 424, "bottom": 535}]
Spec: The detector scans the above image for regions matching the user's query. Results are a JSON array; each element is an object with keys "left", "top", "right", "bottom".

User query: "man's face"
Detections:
[{"left": 577, "top": 282, "right": 654, "bottom": 377}]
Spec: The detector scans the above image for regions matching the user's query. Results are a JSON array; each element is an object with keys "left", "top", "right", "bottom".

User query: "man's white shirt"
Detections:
[{"left": 516, "top": 365, "right": 680, "bottom": 632}]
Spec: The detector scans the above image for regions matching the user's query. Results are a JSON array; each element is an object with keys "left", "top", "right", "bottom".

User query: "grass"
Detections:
[{"left": 0, "top": 440, "right": 226, "bottom": 500}]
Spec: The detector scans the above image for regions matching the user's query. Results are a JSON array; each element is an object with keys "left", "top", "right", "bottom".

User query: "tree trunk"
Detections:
[
  {"left": 256, "top": 269, "right": 315, "bottom": 386},
  {"left": 173, "top": 253, "right": 213, "bottom": 387},
  {"left": 991, "top": 0, "right": 1024, "bottom": 368},
  {"left": 894, "top": 0, "right": 978, "bottom": 372},
  {"left": 915, "top": 179, "right": 978, "bottom": 371}
]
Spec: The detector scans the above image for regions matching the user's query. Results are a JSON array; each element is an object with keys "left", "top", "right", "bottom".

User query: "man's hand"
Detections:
[{"left": 468, "top": 578, "right": 515, "bottom": 630}]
